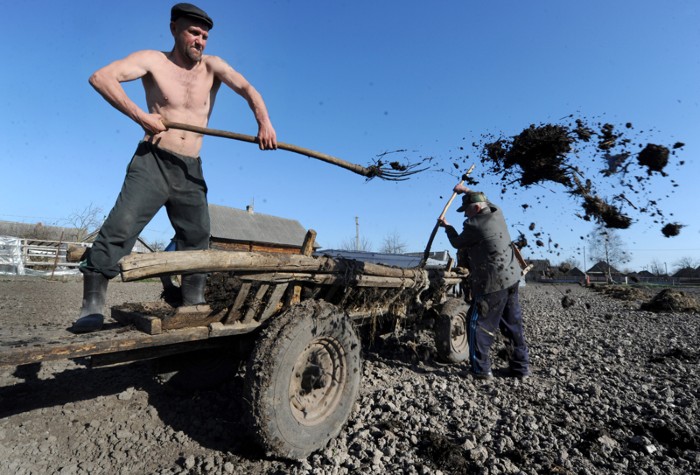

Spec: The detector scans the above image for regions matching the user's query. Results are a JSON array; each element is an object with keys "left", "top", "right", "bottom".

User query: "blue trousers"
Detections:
[
  {"left": 84, "top": 142, "right": 210, "bottom": 278},
  {"left": 467, "top": 283, "right": 530, "bottom": 375}
]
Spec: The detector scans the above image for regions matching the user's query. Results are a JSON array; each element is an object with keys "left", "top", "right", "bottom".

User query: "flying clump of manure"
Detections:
[
  {"left": 638, "top": 144, "right": 670, "bottom": 175},
  {"left": 581, "top": 195, "right": 632, "bottom": 229},
  {"left": 503, "top": 124, "right": 574, "bottom": 187},
  {"left": 470, "top": 118, "right": 685, "bottom": 243},
  {"left": 661, "top": 223, "right": 683, "bottom": 238}
]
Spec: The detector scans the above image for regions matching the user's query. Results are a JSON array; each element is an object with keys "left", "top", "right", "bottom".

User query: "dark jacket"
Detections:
[{"left": 445, "top": 204, "right": 521, "bottom": 296}]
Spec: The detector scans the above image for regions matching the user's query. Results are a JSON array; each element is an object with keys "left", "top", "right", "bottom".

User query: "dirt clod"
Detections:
[
  {"left": 661, "top": 223, "right": 683, "bottom": 238},
  {"left": 637, "top": 143, "right": 670, "bottom": 175},
  {"left": 561, "top": 295, "right": 576, "bottom": 308}
]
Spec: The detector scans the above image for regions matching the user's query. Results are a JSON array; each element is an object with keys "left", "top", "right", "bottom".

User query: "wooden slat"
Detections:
[
  {"left": 238, "top": 272, "right": 341, "bottom": 285},
  {"left": 301, "top": 230, "right": 317, "bottom": 256},
  {"left": 0, "top": 327, "right": 209, "bottom": 367},
  {"left": 223, "top": 282, "right": 251, "bottom": 324},
  {"left": 209, "top": 321, "right": 262, "bottom": 337},
  {"left": 354, "top": 275, "right": 421, "bottom": 288},
  {"left": 112, "top": 307, "right": 162, "bottom": 335},
  {"left": 161, "top": 307, "right": 224, "bottom": 331},
  {"left": 90, "top": 338, "right": 226, "bottom": 367},
  {"left": 259, "top": 284, "right": 289, "bottom": 322},
  {"left": 243, "top": 284, "right": 269, "bottom": 323},
  {"left": 289, "top": 230, "right": 317, "bottom": 305}
]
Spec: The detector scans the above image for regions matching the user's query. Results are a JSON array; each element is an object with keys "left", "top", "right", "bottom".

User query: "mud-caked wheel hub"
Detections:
[{"left": 289, "top": 337, "right": 347, "bottom": 425}]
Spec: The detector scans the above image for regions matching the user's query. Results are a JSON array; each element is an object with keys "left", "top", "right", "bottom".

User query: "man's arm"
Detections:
[
  {"left": 453, "top": 183, "right": 471, "bottom": 194},
  {"left": 89, "top": 50, "right": 166, "bottom": 135},
  {"left": 439, "top": 217, "right": 477, "bottom": 249},
  {"left": 208, "top": 56, "right": 277, "bottom": 150}
]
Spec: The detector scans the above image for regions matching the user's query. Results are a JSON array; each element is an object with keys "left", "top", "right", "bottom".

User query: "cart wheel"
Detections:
[
  {"left": 245, "top": 300, "right": 361, "bottom": 460},
  {"left": 434, "top": 298, "right": 469, "bottom": 363}
]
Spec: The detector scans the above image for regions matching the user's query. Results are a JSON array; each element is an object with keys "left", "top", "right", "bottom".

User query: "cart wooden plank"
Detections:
[
  {"left": 243, "top": 284, "right": 270, "bottom": 323},
  {"left": 259, "top": 284, "right": 289, "bottom": 322},
  {"left": 119, "top": 250, "right": 423, "bottom": 281},
  {"left": 0, "top": 326, "right": 209, "bottom": 367},
  {"left": 223, "top": 282, "right": 252, "bottom": 324}
]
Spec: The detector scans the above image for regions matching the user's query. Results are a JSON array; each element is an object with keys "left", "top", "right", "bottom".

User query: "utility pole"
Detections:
[
  {"left": 603, "top": 231, "right": 612, "bottom": 283},
  {"left": 355, "top": 216, "right": 360, "bottom": 251}
]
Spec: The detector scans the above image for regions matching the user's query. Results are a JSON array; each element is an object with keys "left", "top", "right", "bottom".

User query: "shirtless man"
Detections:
[{"left": 72, "top": 3, "right": 277, "bottom": 333}]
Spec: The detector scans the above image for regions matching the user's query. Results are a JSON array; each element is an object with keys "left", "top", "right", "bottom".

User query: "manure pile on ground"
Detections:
[
  {"left": 641, "top": 288, "right": 700, "bottom": 313},
  {"left": 590, "top": 284, "right": 700, "bottom": 313},
  {"left": 589, "top": 283, "right": 651, "bottom": 302}
]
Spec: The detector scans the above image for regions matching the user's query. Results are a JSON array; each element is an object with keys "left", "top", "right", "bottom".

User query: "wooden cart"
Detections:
[{"left": 0, "top": 235, "right": 470, "bottom": 460}]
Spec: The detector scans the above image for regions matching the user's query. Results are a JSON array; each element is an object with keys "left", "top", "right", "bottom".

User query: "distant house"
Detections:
[
  {"left": 208, "top": 204, "right": 316, "bottom": 254},
  {"left": 586, "top": 261, "right": 625, "bottom": 283},
  {"left": 0, "top": 220, "right": 84, "bottom": 242},
  {"left": 672, "top": 266, "right": 700, "bottom": 284},
  {"left": 524, "top": 259, "right": 551, "bottom": 282},
  {"left": 523, "top": 258, "right": 586, "bottom": 283},
  {"left": 673, "top": 267, "right": 699, "bottom": 279},
  {"left": 564, "top": 266, "right": 585, "bottom": 278}
]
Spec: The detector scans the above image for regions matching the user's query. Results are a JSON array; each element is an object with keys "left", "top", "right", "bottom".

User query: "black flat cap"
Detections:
[{"left": 171, "top": 3, "right": 214, "bottom": 30}]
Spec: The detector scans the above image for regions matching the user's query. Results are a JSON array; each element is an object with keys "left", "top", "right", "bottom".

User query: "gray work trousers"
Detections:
[{"left": 84, "top": 141, "right": 210, "bottom": 278}]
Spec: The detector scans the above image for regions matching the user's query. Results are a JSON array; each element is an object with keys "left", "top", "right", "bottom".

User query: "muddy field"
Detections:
[{"left": 0, "top": 276, "right": 698, "bottom": 474}]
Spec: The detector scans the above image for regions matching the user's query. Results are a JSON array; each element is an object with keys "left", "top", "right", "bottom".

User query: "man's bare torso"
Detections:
[{"left": 142, "top": 51, "right": 221, "bottom": 157}]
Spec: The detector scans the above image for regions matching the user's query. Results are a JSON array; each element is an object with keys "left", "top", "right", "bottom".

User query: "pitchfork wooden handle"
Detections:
[
  {"left": 438, "top": 164, "right": 476, "bottom": 220},
  {"left": 162, "top": 119, "right": 374, "bottom": 178},
  {"left": 420, "top": 164, "right": 476, "bottom": 267}
]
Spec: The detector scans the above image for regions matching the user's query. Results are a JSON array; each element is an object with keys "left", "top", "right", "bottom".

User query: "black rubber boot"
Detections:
[
  {"left": 160, "top": 275, "right": 181, "bottom": 307},
  {"left": 71, "top": 270, "right": 109, "bottom": 333},
  {"left": 180, "top": 273, "right": 208, "bottom": 306}
]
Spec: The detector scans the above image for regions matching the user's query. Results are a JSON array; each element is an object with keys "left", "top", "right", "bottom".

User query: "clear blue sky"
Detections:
[{"left": 2, "top": 0, "right": 699, "bottom": 272}]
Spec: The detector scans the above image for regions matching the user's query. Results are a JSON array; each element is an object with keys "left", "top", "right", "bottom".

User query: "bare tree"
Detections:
[
  {"left": 588, "top": 225, "right": 630, "bottom": 281},
  {"left": 557, "top": 256, "right": 580, "bottom": 271},
  {"left": 149, "top": 240, "right": 167, "bottom": 252},
  {"left": 64, "top": 203, "right": 104, "bottom": 241},
  {"left": 647, "top": 259, "right": 666, "bottom": 276},
  {"left": 339, "top": 236, "right": 373, "bottom": 252},
  {"left": 674, "top": 257, "right": 698, "bottom": 272},
  {"left": 380, "top": 230, "right": 407, "bottom": 254}
]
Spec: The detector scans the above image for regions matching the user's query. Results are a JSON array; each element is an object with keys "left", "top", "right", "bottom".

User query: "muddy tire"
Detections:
[
  {"left": 434, "top": 298, "right": 469, "bottom": 363},
  {"left": 244, "top": 300, "right": 361, "bottom": 460}
]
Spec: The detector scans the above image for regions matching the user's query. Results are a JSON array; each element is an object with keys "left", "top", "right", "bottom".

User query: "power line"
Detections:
[{"left": 628, "top": 248, "right": 700, "bottom": 252}]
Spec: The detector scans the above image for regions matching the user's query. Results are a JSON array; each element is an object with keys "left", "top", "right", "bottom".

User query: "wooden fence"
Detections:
[{"left": 20, "top": 239, "right": 88, "bottom": 270}]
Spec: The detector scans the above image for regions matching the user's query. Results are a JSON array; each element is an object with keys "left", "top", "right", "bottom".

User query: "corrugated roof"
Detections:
[
  {"left": 209, "top": 204, "right": 310, "bottom": 247},
  {"left": 317, "top": 249, "right": 449, "bottom": 269},
  {"left": 0, "top": 220, "right": 83, "bottom": 242}
]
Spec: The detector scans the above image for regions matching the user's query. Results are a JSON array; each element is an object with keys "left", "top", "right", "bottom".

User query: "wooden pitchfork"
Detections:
[
  {"left": 162, "top": 120, "right": 426, "bottom": 181},
  {"left": 420, "top": 164, "right": 476, "bottom": 267}
]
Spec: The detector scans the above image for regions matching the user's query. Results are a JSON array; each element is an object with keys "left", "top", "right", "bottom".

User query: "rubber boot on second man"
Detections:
[
  {"left": 180, "top": 273, "right": 208, "bottom": 307},
  {"left": 70, "top": 270, "right": 109, "bottom": 333}
]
